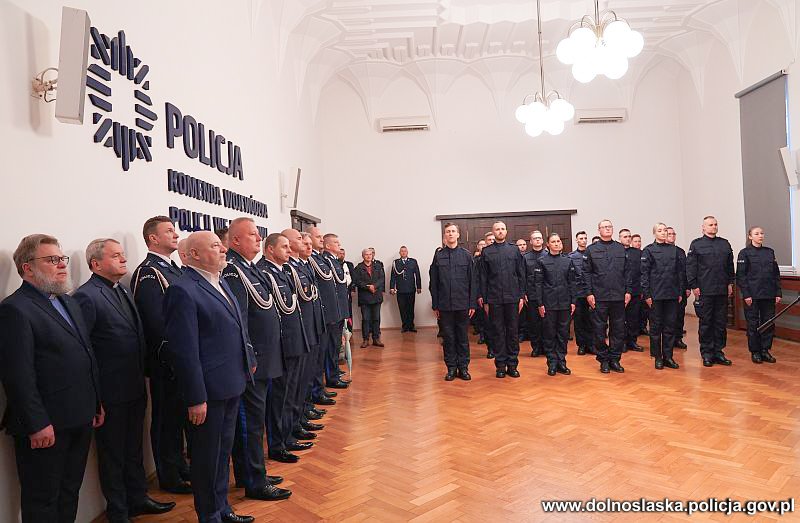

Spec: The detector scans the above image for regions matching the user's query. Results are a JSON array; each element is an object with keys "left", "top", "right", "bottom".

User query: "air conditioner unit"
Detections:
[
  {"left": 574, "top": 108, "right": 627, "bottom": 124},
  {"left": 377, "top": 116, "right": 431, "bottom": 133}
]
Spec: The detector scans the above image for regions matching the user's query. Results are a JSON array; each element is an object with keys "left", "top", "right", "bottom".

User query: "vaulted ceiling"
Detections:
[{"left": 256, "top": 0, "right": 798, "bottom": 122}]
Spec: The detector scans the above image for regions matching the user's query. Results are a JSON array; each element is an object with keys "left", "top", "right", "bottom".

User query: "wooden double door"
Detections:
[{"left": 436, "top": 210, "right": 576, "bottom": 254}]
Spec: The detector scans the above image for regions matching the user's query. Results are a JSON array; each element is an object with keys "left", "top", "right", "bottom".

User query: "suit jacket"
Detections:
[
  {"left": 164, "top": 267, "right": 255, "bottom": 406},
  {"left": 256, "top": 259, "right": 310, "bottom": 358},
  {"left": 221, "top": 250, "right": 283, "bottom": 380},
  {"left": 390, "top": 258, "right": 421, "bottom": 294},
  {"left": 353, "top": 262, "right": 385, "bottom": 305},
  {"left": 74, "top": 274, "right": 146, "bottom": 405},
  {"left": 0, "top": 281, "right": 100, "bottom": 436},
  {"left": 131, "top": 253, "right": 183, "bottom": 368}
]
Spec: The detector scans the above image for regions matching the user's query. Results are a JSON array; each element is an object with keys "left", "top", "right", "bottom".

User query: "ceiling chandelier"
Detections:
[
  {"left": 556, "top": 0, "right": 644, "bottom": 83},
  {"left": 515, "top": 0, "right": 574, "bottom": 137}
]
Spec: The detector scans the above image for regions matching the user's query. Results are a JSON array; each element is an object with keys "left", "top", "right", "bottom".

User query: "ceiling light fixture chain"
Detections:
[{"left": 515, "top": 0, "right": 574, "bottom": 137}]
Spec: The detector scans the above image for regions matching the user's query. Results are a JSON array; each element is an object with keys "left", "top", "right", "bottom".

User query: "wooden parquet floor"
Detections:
[{"left": 138, "top": 317, "right": 800, "bottom": 522}]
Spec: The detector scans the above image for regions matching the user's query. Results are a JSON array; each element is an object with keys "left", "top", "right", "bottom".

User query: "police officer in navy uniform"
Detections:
[
  {"left": 309, "top": 227, "right": 350, "bottom": 389},
  {"left": 641, "top": 223, "right": 686, "bottom": 370},
  {"left": 130, "top": 216, "right": 191, "bottom": 493},
  {"left": 569, "top": 231, "right": 593, "bottom": 355},
  {"left": 390, "top": 246, "right": 422, "bottom": 332},
  {"left": 257, "top": 233, "right": 311, "bottom": 464},
  {"left": 523, "top": 231, "right": 547, "bottom": 357},
  {"left": 0, "top": 234, "right": 104, "bottom": 523},
  {"left": 687, "top": 215, "right": 735, "bottom": 367},
  {"left": 221, "top": 218, "right": 291, "bottom": 502},
  {"left": 619, "top": 229, "right": 645, "bottom": 352},
  {"left": 430, "top": 222, "right": 477, "bottom": 381},
  {"left": 666, "top": 227, "right": 690, "bottom": 349},
  {"left": 583, "top": 219, "right": 633, "bottom": 374},
  {"left": 479, "top": 221, "right": 526, "bottom": 378},
  {"left": 533, "top": 233, "right": 577, "bottom": 376},
  {"left": 286, "top": 230, "right": 326, "bottom": 444},
  {"left": 164, "top": 231, "right": 257, "bottom": 523},
  {"left": 74, "top": 238, "right": 175, "bottom": 522},
  {"left": 737, "top": 226, "right": 781, "bottom": 364}
]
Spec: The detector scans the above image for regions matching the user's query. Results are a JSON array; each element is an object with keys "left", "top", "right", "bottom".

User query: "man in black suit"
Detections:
[
  {"left": 0, "top": 234, "right": 104, "bottom": 522},
  {"left": 353, "top": 248, "right": 386, "bottom": 347},
  {"left": 257, "top": 233, "right": 311, "bottom": 464},
  {"left": 389, "top": 246, "right": 422, "bottom": 332},
  {"left": 131, "top": 216, "right": 191, "bottom": 494},
  {"left": 222, "top": 219, "right": 291, "bottom": 502},
  {"left": 164, "top": 231, "right": 257, "bottom": 523},
  {"left": 74, "top": 238, "right": 175, "bottom": 522}
]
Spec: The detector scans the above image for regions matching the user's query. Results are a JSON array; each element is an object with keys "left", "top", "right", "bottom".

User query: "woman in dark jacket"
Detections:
[
  {"left": 531, "top": 233, "right": 576, "bottom": 376},
  {"left": 641, "top": 222, "right": 686, "bottom": 369},
  {"left": 736, "top": 226, "right": 781, "bottom": 364}
]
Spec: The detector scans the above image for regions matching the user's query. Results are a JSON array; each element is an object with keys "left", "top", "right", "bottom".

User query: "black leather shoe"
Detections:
[
  {"left": 314, "top": 397, "right": 336, "bottom": 406},
  {"left": 312, "top": 407, "right": 327, "bottom": 416},
  {"left": 409, "top": 328, "right": 417, "bottom": 332},
  {"left": 444, "top": 369, "right": 456, "bottom": 381},
  {"left": 761, "top": 351, "right": 777, "bottom": 363},
  {"left": 609, "top": 361, "right": 625, "bottom": 373},
  {"left": 751, "top": 352, "right": 763, "bottom": 364},
  {"left": 328, "top": 381, "right": 349, "bottom": 389},
  {"left": 287, "top": 441, "right": 313, "bottom": 451},
  {"left": 323, "top": 390, "right": 338, "bottom": 397},
  {"left": 664, "top": 358, "right": 679, "bottom": 369},
  {"left": 507, "top": 367, "right": 520, "bottom": 378},
  {"left": 302, "top": 421, "right": 324, "bottom": 431},
  {"left": 293, "top": 429, "right": 317, "bottom": 440},
  {"left": 268, "top": 450, "right": 299, "bottom": 463},
  {"left": 245, "top": 484, "right": 292, "bottom": 501},
  {"left": 160, "top": 481, "right": 192, "bottom": 494},
  {"left": 129, "top": 497, "right": 176, "bottom": 516},
  {"left": 267, "top": 475, "right": 284, "bottom": 485},
  {"left": 221, "top": 511, "right": 255, "bottom": 523},
  {"left": 600, "top": 361, "right": 610, "bottom": 373},
  {"left": 458, "top": 368, "right": 471, "bottom": 381},
  {"left": 547, "top": 365, "right": 557, "bottom": 376},
  {"left": 305, "top": 410, "right": 323, "bottom": 420},
  {"left": 627, "top": 344, "right": 644, "bottom": 352},
  {"left": 654, "top": 359, "right": 664, "bottom": 370},
  {"left": 487, "top": 351, "right": 495, "bottom": 359},
  {"left": 640, "top": 328, "right": 649, "bottom": 335},
  {"left": 557, "top": 364, "right": 571, "bottom": 375},
  {"left": 674, "top": 340, "right": 688, "bottom": 349},
  {"left": 496, "top": 370, "right": 506, "bottom": 378},
  {"left": 702, "top": 359, "right": 714, "bottom": 367},
  {"left": 577, "top": 346, "right": 586, "bottom": 355},
  {"left": 713, "top": 354, "right": 732, "bottom": 366}
]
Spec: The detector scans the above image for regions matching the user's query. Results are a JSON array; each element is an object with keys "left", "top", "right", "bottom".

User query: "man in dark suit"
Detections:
[
  {"left": 389, "top": 246, "right": 422, "bottom": 332},
  {"left": 131, "top": 216, "right": 191, "bottom": 494},
  {"left": 257, "top": 233, "right": 311, "bottom": 464},
  {"left": 0, "top": 234, "right": 104, "bottom": 522},
  {"left": 353, "top": 248, "right": 386, "bottom": 347},
  {"left": 221, "top": 218, "right": 291, "bottom": 502},
  {"left": 164, "top": 230, "right": 257, "bottom": 523},
  {"left": 74, "top": 238, "right": 175, "bottom": 522}
]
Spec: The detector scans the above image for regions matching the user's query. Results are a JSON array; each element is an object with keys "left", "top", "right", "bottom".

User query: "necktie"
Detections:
[{"left": 114, "top": 285, "right": 137, "bottom": 326}]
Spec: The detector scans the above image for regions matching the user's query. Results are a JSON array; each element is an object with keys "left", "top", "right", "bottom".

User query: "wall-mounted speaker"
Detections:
[{"left": 55, "top": 7, "right": 91, "bottom": 124}]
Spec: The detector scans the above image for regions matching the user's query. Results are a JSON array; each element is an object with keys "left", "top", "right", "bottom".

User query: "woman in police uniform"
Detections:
[
  {"left": 531, "top": 233, "right": 576, "bottom": 376},
  {"left": 736, "top": 226, "right": 781, "bottom": 364}
]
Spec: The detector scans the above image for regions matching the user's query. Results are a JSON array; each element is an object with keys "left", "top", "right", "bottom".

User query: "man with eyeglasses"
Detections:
[
  {"left": 583, "top": 219, "right": 633, "bottom": 374},
  {"left": 0, "top": 234, "right": 104, "bottom": 522}
]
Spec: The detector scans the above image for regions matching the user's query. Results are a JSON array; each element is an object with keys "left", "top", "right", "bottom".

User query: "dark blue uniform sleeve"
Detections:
[
  {"left": 389, "top": 262, "right": 397, "bottom": 291},
  {"left": 515, "top": 250, "right": 525, "bottom": 300},
  {"left": 736, "top": 249, "right": 750, "bottom": 299},
  {"left": 429, "top": 255, "right": 439, "bottom": 310},
  {"left": 623, "top": 249, "right": 633, "bottom": 295},
  {"left": 532, "top": 259, "right": 544, "bottom": 307},
  {"left": 567, "top": 259, "right": 577, "bottom": 305},
  {"left": 468, "top": 255, "right": 478, "bottom": 308},
  {"left": 641, "top": 248, "right": 652, "bottom": 300},
  {"left": 773, "top": 252, "right": 782, "bottom": 297},
  {"left": 583, "top": 251, "right": 595, "bottom": 297},
  {"left": 686, "top": 241, "right": 698, "bottom": 290},
  {"left": 725, "top": 242, "right": 735, "bottom": 286},
  {"left": 131, "top": 266, "right": 167, "bottom": 356},
  {"left": 414, "top": 261, "right": 422, "bottom": 291}
]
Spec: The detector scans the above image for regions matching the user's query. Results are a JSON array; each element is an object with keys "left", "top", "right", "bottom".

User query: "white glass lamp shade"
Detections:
[{"left": 549, "top": 98, "right": 575, "bottom": 122}]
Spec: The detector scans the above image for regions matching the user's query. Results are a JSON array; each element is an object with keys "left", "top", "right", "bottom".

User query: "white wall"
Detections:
[
  {"left": 318, "top": 60, "right": 687, "bottom": 329},
  {"left": 0, "top": 1, "right": 323, "bottom": 521}
]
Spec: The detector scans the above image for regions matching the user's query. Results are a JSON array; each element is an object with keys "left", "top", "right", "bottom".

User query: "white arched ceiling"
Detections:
[{"left": 263, "top": 0, "right": 798, "bottom": 125}]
